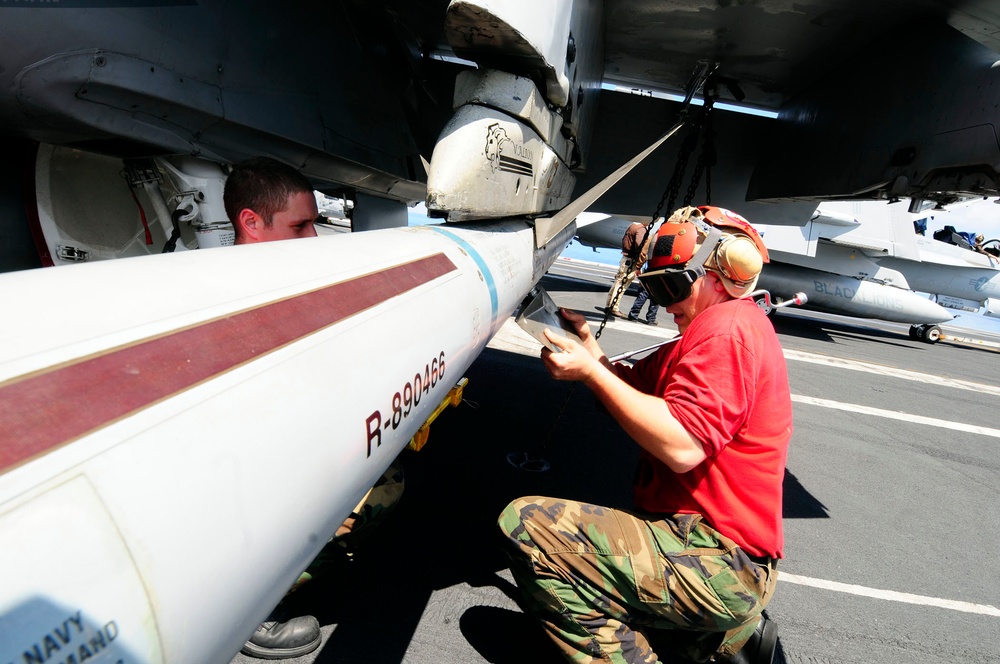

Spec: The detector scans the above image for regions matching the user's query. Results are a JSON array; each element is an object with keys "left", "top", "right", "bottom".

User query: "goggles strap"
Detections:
[{"left": 685, "top": 225, "right": 723, "bottom": 276}]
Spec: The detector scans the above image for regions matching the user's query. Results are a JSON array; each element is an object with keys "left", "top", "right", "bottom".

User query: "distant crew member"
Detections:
[
  {"left": 973, "top": 233, "right": 993, "bottom": 257},
  {"left": 627, "top": 229, "right": 659, "bottom": 325},
  {"left": 605, "top": 221, "right": 647, "bottom": 318},
  {"left": 933, "top": 225, "right": 974, "bottom": 250},
  {"left": 499, "top": 205, "right": 791, "bottom": 664},
  {"left": 224, "top": 157, "right": 405, "bottom": 659}
]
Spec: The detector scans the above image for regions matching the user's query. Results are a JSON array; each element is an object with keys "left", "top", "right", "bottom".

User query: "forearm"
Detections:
[
  {"left": 582, "top": 336, "right": 609, "bottom": 367},
  {"left": 540, "top": 322, "right": 703, "bottom": 471},
  {"left": 583, "top": 364, "right": 706, "bottom": 473}
]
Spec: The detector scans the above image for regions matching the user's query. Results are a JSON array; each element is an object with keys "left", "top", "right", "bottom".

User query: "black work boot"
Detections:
[
  {"left": 241, "top": 615, "right": 321, "bottom": 660},
  {"left": 723, "top": 614, "right": 777, "bottom": 664}
]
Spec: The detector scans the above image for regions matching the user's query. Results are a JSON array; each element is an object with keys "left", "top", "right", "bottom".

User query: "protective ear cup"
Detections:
[{"left": 712, "top": 234, "right": 763, "bottom": 285}]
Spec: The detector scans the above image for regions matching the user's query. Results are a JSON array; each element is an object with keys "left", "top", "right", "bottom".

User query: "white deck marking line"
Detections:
[
  {"left": 779, "top": 572, "right": 1000, "bottom": 617},
  {"left": 791, "top": 394, "right": 1000, "bottom": 438},
  {"left": 489, "top": 319, "right": 1000, "bottom": 434},
  {"left": 783, "top": 348, "right": 1000, "bottom": 397}
]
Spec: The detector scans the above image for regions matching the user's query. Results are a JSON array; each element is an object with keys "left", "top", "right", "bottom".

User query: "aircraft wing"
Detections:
[
  {"left": 3, "top": 1, "right": 1000, "bottom": 223},
  {"left": 587, "top": 1, "right": 1000, "bottom": 215}
]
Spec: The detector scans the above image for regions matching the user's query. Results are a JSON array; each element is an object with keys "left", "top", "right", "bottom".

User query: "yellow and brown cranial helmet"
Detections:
[
  {"left": 699, "top": 206, "right": 768, "bottom": 298},
  {"left": 640, "top": 206, "right": 769, "bottom": 304}
]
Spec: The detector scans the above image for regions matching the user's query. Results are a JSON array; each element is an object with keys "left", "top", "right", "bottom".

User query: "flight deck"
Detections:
[{"left": 229, "top": 259, "right": 1000, "bottom": 664}]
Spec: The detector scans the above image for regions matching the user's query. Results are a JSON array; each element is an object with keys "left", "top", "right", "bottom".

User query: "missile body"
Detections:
[
  {"left": 0, "top": 220, "right": 572, "bottom": 662},
  {"left": 758, "top": 262, "right": 952, "bottom": 324}
]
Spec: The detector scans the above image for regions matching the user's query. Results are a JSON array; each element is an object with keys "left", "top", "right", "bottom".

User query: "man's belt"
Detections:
[{"left": 747, "top": 553, "right": 778, "bottom": 569}]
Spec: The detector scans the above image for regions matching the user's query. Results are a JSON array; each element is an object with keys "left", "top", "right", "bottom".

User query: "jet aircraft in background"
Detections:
[
  {"left": 754, "top": 201, "right": 1000, "bottom": 342},
  {"left": 576, "top": 201, "right": 1000, "bottom": 343},
  {"left": 6, "top": 1, "right": 1000, "bottom": 660}
]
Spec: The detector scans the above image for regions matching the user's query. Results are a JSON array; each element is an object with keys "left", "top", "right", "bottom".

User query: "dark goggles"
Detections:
[
  {"left": 637, "top": 226, "right": 722, "bottom": 306},
  {"left": 638, "top": 267, "right": 702, "bottom": 306}
]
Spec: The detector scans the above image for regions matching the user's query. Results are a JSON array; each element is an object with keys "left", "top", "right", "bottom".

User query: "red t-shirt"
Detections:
[{"left": 613, "top": 299, "right": 792, "bottom": 558}]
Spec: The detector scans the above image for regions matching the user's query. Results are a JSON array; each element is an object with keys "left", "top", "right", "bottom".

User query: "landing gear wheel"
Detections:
[
  {"left": 921, "top": 324, "right": 942, "bottom": 343},
  {"left": 908, "top": 324, "right": 924, "bottom": 340},
  {"left": 754, "top": 295, "right": 776, "bottom": 318}
]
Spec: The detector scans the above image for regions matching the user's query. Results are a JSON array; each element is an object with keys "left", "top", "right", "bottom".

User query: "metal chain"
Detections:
[
  {"left": 705, "top": 150, "right": 713, "bottom": 205},
  {"left": 682, "top": 85, "right": 718, "bottom": 207},
  {"left": 594, "top": 81, "right": 716, "bottom": 341},
  {"left": 703, "top": 84, "right": 716, "bottom": 205}
]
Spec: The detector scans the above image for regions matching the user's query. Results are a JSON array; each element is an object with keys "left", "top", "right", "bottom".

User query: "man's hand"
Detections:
[
  {"left": 540, "top": 309, "right": 608, "bottom": 382},
  {"left": 557, "top": 308, "right": 590, "bottom": 341},
  {"left": 541, "top": 328, "right": 601, "bottom": 382}
]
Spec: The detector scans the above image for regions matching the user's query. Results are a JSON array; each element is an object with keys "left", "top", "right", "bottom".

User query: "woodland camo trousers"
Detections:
[{"left": 498, "top": 497, "right": 778, "bottom": 663}]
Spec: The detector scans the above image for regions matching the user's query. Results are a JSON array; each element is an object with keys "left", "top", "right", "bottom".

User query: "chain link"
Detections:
[
  {"left": 702, "top": 84, "right": 717, "bottom": 205},
  {"left": 594, "top": 76, "right": 719, "bottom": 340},
  {"left": 532, "top": 381, "right": 577, "bottom": 462},
  {"left": 683, "top": 86, "right": 717, "bottom": 207}
]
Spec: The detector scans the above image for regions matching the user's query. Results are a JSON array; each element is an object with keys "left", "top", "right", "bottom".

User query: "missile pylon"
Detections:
[{"left": 0, "top": 219, "right": 573, "bottom": 662}]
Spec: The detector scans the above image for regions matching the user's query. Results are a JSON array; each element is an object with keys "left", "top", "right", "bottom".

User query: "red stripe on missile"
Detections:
[{"left": 0, "top": 252, "right": 457, "bottom": 474}]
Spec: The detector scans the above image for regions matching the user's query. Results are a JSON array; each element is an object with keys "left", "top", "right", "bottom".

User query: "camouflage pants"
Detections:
[
  {"left": 606, "top": 256, "right": 638, "bottom": 311},
  {"left": 289, "top": 460, "right": 405, "bottom": 591},
  {"left": 334, "top": 460, "right": 406, "bottom": 544},
  {"left": 498, "top": 497, "right": 778, "bottom": 663}
]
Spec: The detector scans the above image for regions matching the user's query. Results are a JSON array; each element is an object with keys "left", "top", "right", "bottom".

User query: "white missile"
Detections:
[
  {"left": 0, "top": 220, "right": 573, "bottom": 663},
  {"left": 757, "top": 262, "right": 952, "bottom": 324}
]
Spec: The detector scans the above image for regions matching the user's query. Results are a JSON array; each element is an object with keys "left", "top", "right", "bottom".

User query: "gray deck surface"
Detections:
[{"left": 231, "top": 259, "right": 1000, "bottom": 664}]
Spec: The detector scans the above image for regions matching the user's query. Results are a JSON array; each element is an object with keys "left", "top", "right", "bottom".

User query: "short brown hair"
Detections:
[{"left": 223, "top": 157, "right": 313, "bottom": 227}]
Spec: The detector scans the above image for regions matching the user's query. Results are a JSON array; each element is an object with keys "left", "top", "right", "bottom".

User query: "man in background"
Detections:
[
  {"left": 224, "top": 156, "right": 405, "bottom": 659},
  {"left": 605, "top": 221, "right": 646, "bottom": 318},
  {"left": 224, "top": 156, "right": 321, "bottom": 244},
  {"left": 627, "top": 229, "right": 659, "bottom": 325}
]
